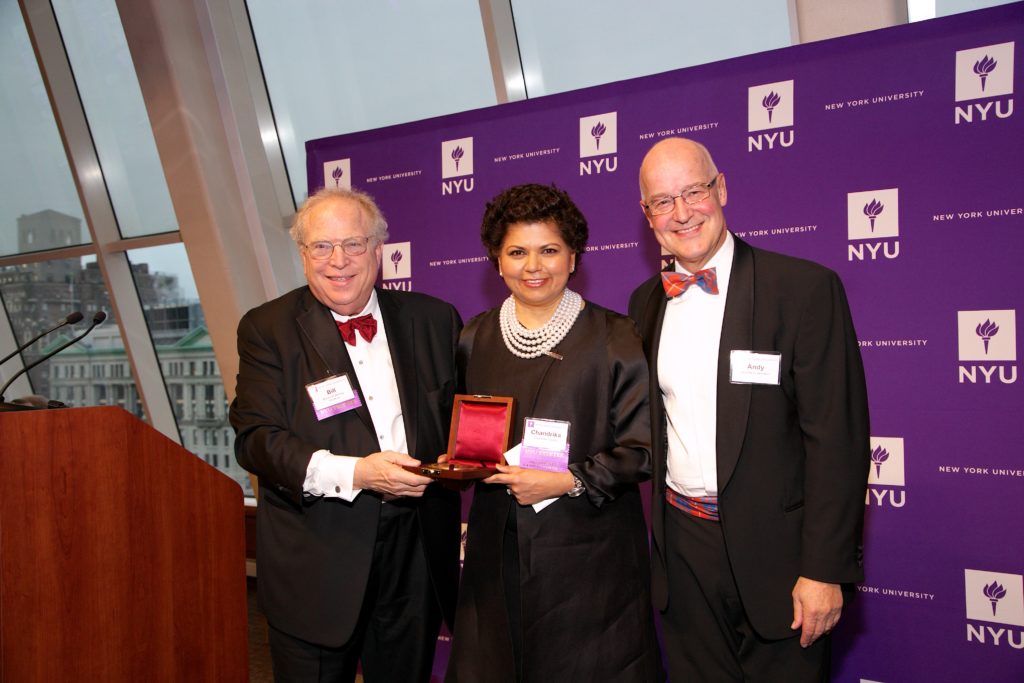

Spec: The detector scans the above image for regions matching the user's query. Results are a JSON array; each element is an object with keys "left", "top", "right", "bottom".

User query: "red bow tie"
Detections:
[
  {"left": 336, "top": 314, "right": 377, "bottom": 345},
  {"left": 661, "top": 268, "right": 719, "bottom": 298}
]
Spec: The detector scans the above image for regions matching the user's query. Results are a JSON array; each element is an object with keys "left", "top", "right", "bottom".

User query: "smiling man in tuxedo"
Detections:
[
  {"left": 231, "top": 187, "right": 461, "bottom": 682},
  {"left": 628, "top": 138, "right": 870, "bottom": 681}
]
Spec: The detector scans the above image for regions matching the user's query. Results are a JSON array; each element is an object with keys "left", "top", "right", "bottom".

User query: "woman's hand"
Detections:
[{"left": 484, "top": 464, "right": 575, "bottom": 505}]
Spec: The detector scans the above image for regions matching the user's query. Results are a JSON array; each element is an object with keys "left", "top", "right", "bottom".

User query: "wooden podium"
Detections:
[{"left": 0, "top": 406, "right": 247, "bottom": 681}]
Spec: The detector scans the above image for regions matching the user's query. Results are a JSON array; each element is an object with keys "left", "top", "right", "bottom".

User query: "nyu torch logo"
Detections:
[
  {"left": 958, "top": 310, "right": 1017, "bottom": 384},
  {"left": 865, "top": 437, "right": 905, "bottom": 508},
  {"left": 322, "top": 158, "right": 352, "bottom": 190},
  {"left": 954, "top": 42, "right": 1014, "bottom": 125},
  {"left": 748, "top": 80, "right": 794, "bottom": 152},
  {"left": 441, "top": 137, "right": 474, "bottom": 195},
  {"left": 974, "top": 55, "right": 998, "bottom": 92},
  {"left": 863, "top": 199, "right": 884, "bottom": 232},
  {"left": 762, "top": 90, "right": 782, "bottom": 123},
  {"left": 579, "top": 112, "right": 618, "bottom": 176},
  {"left": 870, "top": 445, "right": 888, "bottom": 479},
  {"left": 964, "top": 569, "right": 1024, "bottom": 649},
  {"left": 847, "top": 188, "right": 899, "bottom": 262},
  {"left": 976, "top": 319, "right": 1000, "bottom": 355},
  {"left": 985, "top": 581, "right": 1008, "bottom": 617},
  {"left": 381, "top": 242, "right": 412, "bottom": 290}
]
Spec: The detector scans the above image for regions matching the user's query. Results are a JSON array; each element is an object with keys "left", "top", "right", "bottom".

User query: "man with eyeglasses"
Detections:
[
  {"left": 231, "top": 187, "right": 461, "bottom": 682},
  {"left": 628, "top": 138, "right": 869, "bottom": 682}
]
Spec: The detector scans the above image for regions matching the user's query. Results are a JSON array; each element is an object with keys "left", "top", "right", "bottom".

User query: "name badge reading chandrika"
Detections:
[
  {"left": 305, "top": 373, "right": 362, "bottom": 421},
  {"left": 729, "top": 350, "right": 782, "bottom": 385},
  {"left": 520, "top": 417, "right": 571, "bottom": 472}
]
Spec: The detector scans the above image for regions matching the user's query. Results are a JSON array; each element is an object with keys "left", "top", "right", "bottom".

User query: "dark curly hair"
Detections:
[{"left": 481, "top": 183, "right": 588, "bottom": 277}]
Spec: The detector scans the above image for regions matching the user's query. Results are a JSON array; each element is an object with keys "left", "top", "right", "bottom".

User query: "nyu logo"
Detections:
[
  {"left": 847, "top": 188, "right": 900, "bottom": 261},
  {"left": 748, "top": 80, "right": 795, "bottom": 152},
  {"left": 964, "top": 569, "right": 1024, "bottom": 649},
  {"left": 322, "top": 158, "right": 352, "bottom": 190},
  {"left": 865, "top": 437, "right": 905, "bottom": 508},
  {"left": 958, "top": 309, "right": 1017, "bottom": 384},
  {"left": 381, "top": 242, "right": 412, "bottom": 290},
  {"left": 579, "top": 112, "right": 618, "bottom": 176},
  {"left": 955, "top": 42, "right": 1015, "bottom": 125},
  {"left": 441, "top": 138, "right": 474, "bottom": 195}
]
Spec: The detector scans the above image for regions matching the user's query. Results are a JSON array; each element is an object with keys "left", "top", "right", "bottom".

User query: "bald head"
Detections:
[
  {"left": 637, "top": 137, "right": 728, "bottom": 273},
  {"left": 639, "top": 138, "right": 718, "bottom": 200}
]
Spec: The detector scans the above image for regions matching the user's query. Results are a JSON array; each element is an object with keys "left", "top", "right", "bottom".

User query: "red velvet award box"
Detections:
[{"left": 405, "top": 394, "right": 514, "bottom": 480}]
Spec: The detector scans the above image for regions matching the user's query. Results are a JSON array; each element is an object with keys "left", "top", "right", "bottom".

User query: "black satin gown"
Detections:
[{"left": 446, "top": 302, "right": 662, "bottom": 683}]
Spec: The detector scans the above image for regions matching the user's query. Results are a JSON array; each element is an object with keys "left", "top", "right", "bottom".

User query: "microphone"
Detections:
[
  {"left": 0, "top": 311, "right": 84, "bottom": 366},
  {"left": 0, "top": 311, "right": 107, "bottom": 402}
]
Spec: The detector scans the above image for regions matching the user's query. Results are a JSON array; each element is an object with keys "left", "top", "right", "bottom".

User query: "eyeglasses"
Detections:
[
  {"left": 303, "top": 237, "right": 374, "bottom": 260},
  {"left": 643, "top": 175, "right": 719, "bottom": 216}
]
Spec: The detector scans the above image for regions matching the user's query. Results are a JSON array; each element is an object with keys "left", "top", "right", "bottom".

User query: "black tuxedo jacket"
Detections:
[
  {"left": 628, "top": 236, "right": 869, "bottom": 639},
  {"left": 230, "top": 286, "right": 461, "bottom": 647}
]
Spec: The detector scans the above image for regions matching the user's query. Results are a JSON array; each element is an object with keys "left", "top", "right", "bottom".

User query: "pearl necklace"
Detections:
[{"left": 499, "top": 289, "right": 583, "bottom": 359}]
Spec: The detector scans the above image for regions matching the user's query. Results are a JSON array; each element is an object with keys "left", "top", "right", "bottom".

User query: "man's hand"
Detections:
[
  {"left": 483, "top": 465, "right": 574, "bottom": 506},
  {"left": 353, "top": 451, "right": 432, "bottom": 497},
  {"left": 791, "top": 577, "right": 843, "bottom": 648}
]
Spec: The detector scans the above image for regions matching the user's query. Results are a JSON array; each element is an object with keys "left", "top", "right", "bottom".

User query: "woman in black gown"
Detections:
[{"left": 446, "top": 184, "right": 661, "bottom": 682}]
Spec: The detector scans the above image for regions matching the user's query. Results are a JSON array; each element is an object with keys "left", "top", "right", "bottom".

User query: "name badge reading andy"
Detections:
[
  {"left": 306, "top": 374, "right": 362, "bottom": 421},
  {"left": 729, "top": 350, "right": 782, "bottom": 385},
  {"left": 520, "top": 418, "right": 571, "bottom": 473}
]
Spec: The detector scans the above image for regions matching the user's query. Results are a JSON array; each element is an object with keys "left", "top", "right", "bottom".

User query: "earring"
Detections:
[{"left": 499, "top": 269, "right": 503, "bottom": 277}]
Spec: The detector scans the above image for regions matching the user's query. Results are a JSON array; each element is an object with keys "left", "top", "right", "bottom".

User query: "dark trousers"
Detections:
[
  {"left": 662, "top": 503, "right": 830, "bottom": 683},
  {"left": 268, "top": 502, "right": 442, "bottom": 683}
]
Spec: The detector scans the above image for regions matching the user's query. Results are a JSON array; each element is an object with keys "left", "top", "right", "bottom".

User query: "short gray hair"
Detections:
[{"left": 289, "top": 187, "right": 389, "bottom": 245}]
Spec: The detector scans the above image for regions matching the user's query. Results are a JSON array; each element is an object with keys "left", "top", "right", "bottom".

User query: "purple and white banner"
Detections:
[{"left": 308, "top": 5, "right": 1023, "bottom": 681}]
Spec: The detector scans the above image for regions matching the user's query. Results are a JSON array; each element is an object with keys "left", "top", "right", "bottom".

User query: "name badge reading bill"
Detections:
[
  {"left": 520, "top": 418, "right": 571, "bottom": 472},
  {"left": 306, "top": 374, "right": 362, "bottom": 421},
  {"left": 729, "top": 350, "right": 782, "bottom": 385}
]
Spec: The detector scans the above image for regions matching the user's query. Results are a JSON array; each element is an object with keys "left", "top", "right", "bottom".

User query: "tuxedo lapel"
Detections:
[
  {"left": 716, "top": 237, "right": 754, "bottom": 492},
  {"left": 639, "top": 278, "right": 669, "bottom": 364},
  {"left": 295, "top": 289, "right": 377, "bottom": 437},
  {"left": 640, "top": 277, "right": 670, "bottom": 545},
  {"left": 378, "top": 289, "right": 419, "bottom": 457}
]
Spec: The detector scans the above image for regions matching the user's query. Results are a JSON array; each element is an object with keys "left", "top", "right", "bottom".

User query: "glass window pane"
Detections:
[
  {"left": 246, "top": 0, "right": 497, "bottom": 204},
  {"left": 0, "top": 2, "right": 89, "bottom": 256},
  {"left": 0, "top": 255, "right": 142, "bottom": 417},
  {"left": 935, "top": 0, "right": 1016, "bottom": 16},
  {"left": 50, "top": 0, "right": 178, "bottom": 238},
  {"left": 510, "top": 0, "right": 794, "bottom": 96},
  {"left": 125, "top": 243, "right": 249, "bottom": 494}
]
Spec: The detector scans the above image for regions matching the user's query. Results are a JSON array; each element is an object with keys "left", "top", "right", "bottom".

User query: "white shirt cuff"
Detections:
[{"left": 303, "top": 449, "right": 362, "bottom": 501}]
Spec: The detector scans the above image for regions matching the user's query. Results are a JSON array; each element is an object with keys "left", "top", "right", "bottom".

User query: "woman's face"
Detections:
[{"left": 498, "top": 221, "right": 576, "bottom": 315}]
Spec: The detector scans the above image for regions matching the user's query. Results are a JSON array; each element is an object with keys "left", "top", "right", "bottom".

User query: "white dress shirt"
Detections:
[
  {"left": 658, "top": 232, "right": 735, "bottom": 498},
  {"left": 303, "top": 290, "right": 408, "bottom": 501}
]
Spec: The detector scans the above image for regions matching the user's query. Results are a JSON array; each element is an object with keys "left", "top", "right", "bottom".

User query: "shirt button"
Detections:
[
  {"left": 358, "top": 360, "right": 363, "bottom": 365},
  {"left": 369, "top": 396, "right": 373, "bottom": 401},
  {"left": 335, "top": 486, "right": 341, "bottom": 493}
]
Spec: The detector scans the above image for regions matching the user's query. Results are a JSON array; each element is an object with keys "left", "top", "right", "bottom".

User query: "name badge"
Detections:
[
  {"left": 305, "top": 373, "right": 362, "bottom": 421},
  {"left": 729, "top": 350, "right": 782, "bottom": 385},
  {"left": 520, "top": 418, "right": 571, "bottom": 472}
]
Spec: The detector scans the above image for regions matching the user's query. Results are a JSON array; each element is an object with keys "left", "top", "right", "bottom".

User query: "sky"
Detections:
[{"left": 1, "top": 0, "right": 194, "bottom": 301}]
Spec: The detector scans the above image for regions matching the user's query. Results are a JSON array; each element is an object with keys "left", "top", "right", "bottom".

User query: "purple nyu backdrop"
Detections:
[{"left": 307, "top": 5, "right": 1023, "bottom": 681}]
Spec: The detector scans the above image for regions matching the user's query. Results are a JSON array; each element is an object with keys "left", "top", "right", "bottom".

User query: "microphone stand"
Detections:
[{"left": 0, "top": 312, "right": 106, "bottom": 404}]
